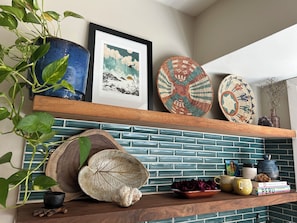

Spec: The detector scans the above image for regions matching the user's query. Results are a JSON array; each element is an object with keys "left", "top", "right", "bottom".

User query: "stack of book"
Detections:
[{"left": 251, "top": 180, "right": 291, "bottom": 196}]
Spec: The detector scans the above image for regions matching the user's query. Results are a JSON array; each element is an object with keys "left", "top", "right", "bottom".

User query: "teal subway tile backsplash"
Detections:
[
  {"left": 132, "top": 126, "right": 159, "bottom": 134},
  {"left": 20, "top": 118, "right": 296, "bottom": 222},
  {"left": 65, "top": 120, "right": 100, "bottom": 128}
]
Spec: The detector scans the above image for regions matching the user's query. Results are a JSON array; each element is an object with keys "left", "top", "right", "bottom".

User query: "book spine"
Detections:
[
  {"left": 252, "top": 185, "right": 291, "bottom": 196},
  {"left": 252, "top": 181, "right": 287, "bottom": 188}
]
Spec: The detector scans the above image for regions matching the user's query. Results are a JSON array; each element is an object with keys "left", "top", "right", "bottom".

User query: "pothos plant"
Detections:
[{"left": 0, "top": 0, "right": 91, "bottom": 208}]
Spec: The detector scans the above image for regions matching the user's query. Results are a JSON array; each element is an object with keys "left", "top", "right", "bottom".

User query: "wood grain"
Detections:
[
  {"left": 16, "top": 191, "right": 297, "bottom": 223},
  {"left": 33, "top": 95, "right": 296, "bottom": 139}
]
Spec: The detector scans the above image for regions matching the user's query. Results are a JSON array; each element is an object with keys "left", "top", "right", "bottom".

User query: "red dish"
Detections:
[{"left": 172, "top": 189, "right": 220, "bottom": 199}]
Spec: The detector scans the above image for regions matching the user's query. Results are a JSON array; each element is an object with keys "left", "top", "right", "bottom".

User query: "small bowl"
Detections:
[{"left": 43, "top": 191, "right": 65, "bottom": 209}]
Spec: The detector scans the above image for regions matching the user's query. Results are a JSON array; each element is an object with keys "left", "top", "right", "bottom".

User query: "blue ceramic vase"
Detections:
[{"left": 35, "top": 38, "right": 90, "bottom": 100}]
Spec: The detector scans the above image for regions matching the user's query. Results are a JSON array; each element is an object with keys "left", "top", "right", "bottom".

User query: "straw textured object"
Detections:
[
  {"left": 218, "top": 74, "right": 256, "bottom": 123},
  {"left": 45, "top": 129, "right": 125, "bottom": 201},
  {"left": 157, "top": 56, "right": 213, "bottom": 117}
]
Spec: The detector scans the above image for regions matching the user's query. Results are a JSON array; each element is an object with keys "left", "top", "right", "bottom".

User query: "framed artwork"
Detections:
[
  {"left": 86, "top": 23, "right": 153, "bottom": 110},
  {"left": 225, "top": 159, "right": 240, "bottom": 176}
]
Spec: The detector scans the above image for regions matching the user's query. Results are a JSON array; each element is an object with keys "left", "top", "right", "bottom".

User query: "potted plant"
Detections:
[
  {"left": 0, "top": 0, "right": 91, "bottom": 208},
  {"left": 262, "top": 78, "right": 286, "bottom": 127}
]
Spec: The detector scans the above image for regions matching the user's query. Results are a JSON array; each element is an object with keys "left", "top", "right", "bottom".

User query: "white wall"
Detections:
[
  {"left": 0, "top": 0, "right": 195, "bottom": 222},
  {"left": 194, "top": 0, "right": 297, "bottom": 65},
  {"left": 194, "top": 0, "right": 297, "bottom": 124}
]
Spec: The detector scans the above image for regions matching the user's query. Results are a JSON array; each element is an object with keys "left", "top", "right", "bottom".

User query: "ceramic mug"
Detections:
[
  {"left": 214, "top": 175, "right": 235, "bottom": 192},
  {"left": 232, "top": 177, "right": 253, "bottom": 196}
]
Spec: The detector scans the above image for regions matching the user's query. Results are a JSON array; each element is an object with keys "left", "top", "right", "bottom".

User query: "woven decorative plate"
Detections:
[
  {"left": 157, "top": 56, "right": 213, "bottom": 116},
  {"left": 218, "top": 75, "right": 256, "bottom": 123}
]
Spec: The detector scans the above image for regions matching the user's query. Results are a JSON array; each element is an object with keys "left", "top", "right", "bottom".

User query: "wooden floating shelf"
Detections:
[
  {"left": 16, "top": 191, "right": 297, "bottom": 223},
  {"left": 33, "top": 96, "right": 296, "bottom": 139}
]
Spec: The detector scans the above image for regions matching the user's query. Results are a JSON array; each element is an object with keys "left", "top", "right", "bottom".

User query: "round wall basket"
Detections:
[
  {"left": 218, "top": 74, "right": 256, "bottom": 124},
  {"left": 157, "top": 56, "right": 213, "bottom": 117}
]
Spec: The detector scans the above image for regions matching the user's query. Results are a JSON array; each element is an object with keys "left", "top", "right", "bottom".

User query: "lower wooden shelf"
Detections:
[{"left": 16, "top": 191, "right": 297, "bottom": 223}]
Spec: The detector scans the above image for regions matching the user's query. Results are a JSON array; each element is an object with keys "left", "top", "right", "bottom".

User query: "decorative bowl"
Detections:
[{"left": 43, "top": 191, "right": 65, "bottom": 208}]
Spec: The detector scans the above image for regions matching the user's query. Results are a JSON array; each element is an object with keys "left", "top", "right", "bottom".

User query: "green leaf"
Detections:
[
  {"left": 0, "top": 178, "right": 9, "bottom": 208},
  {"left": 24, "top": 0, "right": 39, "bottom": 10},
  {"left": 15, "top": 61, "right": 29, "bottom": 73},
  {"left": 31, "top": 0, "right": 39, "bottom": 10},
  {"left": 30, "top": 43, "right": 50, "bottom": 62},
  {"left": 12, "top": 0, "right": 26, "bottom": 8},
  {"left": 42, "top": 55, "right": 69, "bottom": 84},
  {"left": 0, "top": 65, "right": 13, "bottom": 83},
  {"left": 79, "top": 136, "right": 91, "bottom": 168},
  {"left": 43, "top": 11, "right": 60, "bottom": 21},
  {"left": 16, "top": 112, "right": 54, "bottom": 134},
  {"left": 23, "top": 12, "right": 40, "bottom": 24},
  {"left": 38, "top": 131, "right": 56, "bottom": 143},
  {"left": 59, "top": 80, "right": 74, "bottom": 92},
  {"left": 0, "top": 12, "right": 18, "bottom": 30},
  {"left": 63, "top": 11, "right": 83, "bottom": 19},
  {"left": 7, "top": 170, "right": 28, "bottom": 185},
  {"left": 0, "top": 107, "right": 10, "bottom": 121},
  {"left": 0, "top": 152, "right": 12, "bottom": 165},
  {"left": 33, "top": 175, "right": 57, "bottom": 190},
  {"left": 0, "top": 6, "right": 25, "bottom": 20}
]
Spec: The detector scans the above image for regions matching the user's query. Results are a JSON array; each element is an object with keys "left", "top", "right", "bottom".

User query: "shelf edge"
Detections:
[{"left": 33, "top": 95, "right": 296, "bottom": 139}]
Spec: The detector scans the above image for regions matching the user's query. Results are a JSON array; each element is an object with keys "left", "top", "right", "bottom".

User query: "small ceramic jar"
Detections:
[{"left": 242, "top": 163, "right": 257, "bottom": 180}]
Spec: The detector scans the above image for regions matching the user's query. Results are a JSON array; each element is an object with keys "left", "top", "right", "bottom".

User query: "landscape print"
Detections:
[{"left": 102, "top": 43, "right": 140, "bottom": 96}]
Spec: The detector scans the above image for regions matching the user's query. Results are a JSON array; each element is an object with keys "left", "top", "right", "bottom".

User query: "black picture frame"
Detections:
[{"left": 86, "top": 23, "right": 153, "bottom": 110}]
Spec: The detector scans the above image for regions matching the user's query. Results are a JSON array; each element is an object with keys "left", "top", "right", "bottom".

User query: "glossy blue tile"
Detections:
[
  {"left": 183, "top": 131, "right": 203, "bottom": 138},
  {"left": 150, "top": 149, "right": 174, "bottom": 156},
  {"left": 197, "top": 139, "right": 216, "bottom": 145},
  {"left": 175, "top": 136, "right": 196, "bottom": 144},
  {"left": 183, "top": 144, "right": 203, "bottom": 150},
  {"left": 150, "top": 135, "right": 174, "bottom": 142},
  {"left": 175, "top": 150, "right": 196, "bottom": 156},
  {"left": 159, "top": 156, "right": 182, "bottom": 163},
  {"left": 132, "top": 126, "right": 158, "bottom": 134},
  {"left": 183, "top": 170, "right": 204, "bottom": 176},
  {"left": 234, "top": 142, "right": 250, "bottom": 147},
  {"left": 149, "top": 163, "right": 174, "bottom": 169},
  {"left": 204, "top": 133, "right": 222, "bottom": 140},
  {"left": 53, "top": 119, "right": 64, "bottom": 126},
  {"left": 132, "top": 141, "right": 158, "bottom": 147},
  {"left": 183, "top": 157, "right": 203, "bottom": 163},
  {"left": 175, "top": 163, "right": 196, "bottom": 169},
  {"left": 159, "top": 171, "right": 182, "bottom": 177},
  {"left": 159, "top": 142, "right": 182, "bottom": 149},
  {"left": 65, "top": 120, "right": 99, "bottom": 128},
  {"left": 101, "top": 123, "right": 131, "bottom": 131},
  {"left": 149, "top": 178, "right": 173, "bottom": 185},
  {"left": 223, "top": 135, "right": 239, "bottom": 141},
  {"left": 122, "top": 132, "right": 149, "bottom": 140},
  {"left": 159, "top": 129, "right": 182, "bottom": 136},
  {"left": 216, "top": 140, "right": 233, "bottom": 146}
]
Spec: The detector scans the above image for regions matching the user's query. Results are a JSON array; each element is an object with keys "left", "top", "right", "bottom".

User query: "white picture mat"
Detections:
[{"left": 92, "top": 30, "right": 148, "bottom": 110}]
